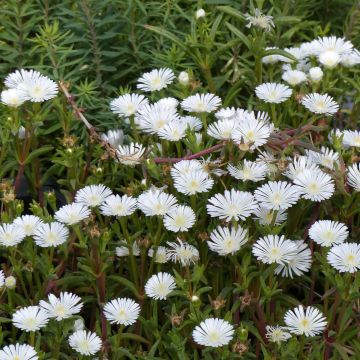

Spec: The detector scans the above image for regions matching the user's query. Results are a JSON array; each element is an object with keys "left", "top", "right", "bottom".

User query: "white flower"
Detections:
[
  {"left": 245, "top": 8, "right": 274, "bottom": 32},
  {"left": 318, "top": 51, "right": 341, "bottom": 68},
  {"left": 156, "top": 97, "right": 179, "bottom": 109},
  {"left": 208, "top": 226, "right": 248, "bottom": 256},
  {"left": 255, "top": 83, "right": 292, "bottom": 104},
  {"left": 178, "top": 71, "right": 190, "bottom": 85},
  {"left": 327, "top": 243, "right": 360, "bottom": 273},
  {"left": 163, "top": 205, "right": 196, "bottom": 232},
  {"left": 347, "top": 163, "right": 360, "bottom": 191},
  {"left": 181, "top": 116, "right": 202, "bottom": 131},
  {"left": 309, "top": 220, "right": 348, "bottom": 247},
  {"left": 207, "top": 189, "right": 257, "bottom": 221},
  {"left": 0, "top": 343, "right": 38, "bottom": 360},
  {"left": 275, "top": 240, "right": 312, "bottom": 278},
  {"left": 73, "top": 319, "right": 85, "bottom": 332},
  {"left": 262, "top": 47, "right": 281, "bottom": 64},
  {"left": 5, "top": 276, "right": 16, "bottom": 289},
  {"left": 148, "top": 246, "right": 168, "bottom": 263},
  {"left": 103, "top": 298, "right": 140, "bottom": 326},
  {"left": 158, "top": 121, "right": 187, "bottom": 141},
  {"left": 12, "top": 306, "right": 49, "bottom": 332},
  {"left": 167, "top": 240, "right": 199, "bottom": 266},
  {"left": 215, "top": 107, "right": 237, "bottom": 120},
  {"left": 227, "top": 160, "right": 268, "bottom": 182},
  {"left": 137, "top": 187, "right": 177, "bottom": 216},
  {"left": 40, "top": 292, "right": 83, "bottom": 321},
  {"left": 33, "top": 222, "right": 69, "bottom": 248},
  {"left": 101, "top": 129, "right": 124, "bottom": 148},
  {"left": 196, "top": 8, "right": 206, "bottom": 19},
  {"left": 172, "top": 169, "right": 214, "bottom": 195},
  {"left": 110, "top": 93, "right": 148, "bottom": 117},
  {"left": 116, "top": 142, "right": 146, "bottom": 166},
  {"left": 1, "top": 88, "right": 26, "bottom": 107},
  {"left": 266, "top": 325, "right": 291, "bottom": 344},
  {"left": 17, "top": 74, "right": 58, "bottom": 102},
  {"left": 0, "top": 270, "right": 4, "bottom": 288},
  {"left": 308, "top": 67, "right": 323, "bottom": 82},
  {"left": 100, "top": 194, "right": 137, "bottom": 217},
  {"left": 207, "top": 119, "right": 237, "bottom": 140},
  {"left": 283, "top": 156, "right": 319, "bottom": 180},
  {"left": 171, "top": 159, "right": 203, "bottom": 177},
  {"left": 181, "top": 93, "right": 221, "bottom": 113},
  {"left": 301, "top": 93, "right": 339, "bottom": 116},
  {"left": 284, "top": 305, "right": 327, "bottom": 337},
  {"left": 75, "top": 184, "right": 112, "bottom": 207},
  {"left": 145, "top": 272, "right": 176, "bottom": 300},
  {"left": 116, "top": 241, "right": 140, "bottom": 257},
  {"left": 54, "top": 203, "right": 91, "bottom": 225},
  {"left": 252, "top": 235, "right": 298, "bottom": 265},
  {"left": 341, "top": 49, "right": 360, "bottom": 67},
  {"left": 254, "top": 181, "right": 301, "bottom": 210},
  {"left": 5, "top": 69, "right": 42, "bottom": 88},
  {"left": 13, "top": 215, "right": 43, "bottom": 237},
  {"left": 137, "top": 68, "right": 175, "bottom": 92},
  {"left": 0, "top": 223, "right": 26, "bottom": 247},
  {"left": 192, "top": 318, "right": 234, "bottom": 348},
  {"left": 68, "top": 330, "right": 102, "bottom": 356},
  {"left": 253, "top": 206, "right": 287, "bottom": 226},
  {"left": 282, "top": 70, "right": 307, "bottom": 86},
  {"left": 305, "top": 147, "right": 339, "bottom": 170},
  {"left": 294, "top": 169, "right": 334, "bottom": 202},
  {"left": 343, "top": 130, "right": 360, "bottom": 148}
]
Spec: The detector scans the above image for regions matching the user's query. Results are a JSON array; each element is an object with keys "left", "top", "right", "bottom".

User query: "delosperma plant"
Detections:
[{"left": 1, "top": 2, "right": 360, "bottom": 359}]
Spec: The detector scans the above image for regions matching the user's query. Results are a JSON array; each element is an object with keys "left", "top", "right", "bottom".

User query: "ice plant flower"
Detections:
[
  {"left": 12, "top": 306, "right": 49, "bottom": 332},
  {"left": 137, "top": 187, "right": 177, "bottom": 216},
  {"left": 145, "top": 272, "right": 176, "bottom": 300},
  {"left": 227, "top": 160, "right": 268, "bottom": 182},
  {"left": 167, "top": 240, "right": 199, "bottom": 266},
  {"left": 0, "top": 270, "right": 5, "bottom": 288},
  {"left": 172, "top": 170, "right": 214, "bottom": 195},
  {"left": 75, "top": 184, "right": 112, "bottom": 207},
  {"left": 1, "top": 88, "right": 26, "bottom": 107},
  {"left": 116, "top": 142, "right": 146, "bottom": 166},
  {"left": 347, "top": 163, "right": 360, "bottom": 191},
  {"left": 253, "top": 206, "right": 287, "bottom": 226},
  {"left": 192, "top": 318, "right": 234, "bottom": 347},
  {"left": 110, "top": 93, "right": 148, "bottom": 117},
  {"left": 103, "top": 298, "right": 140, "bottom": 326},
  {"left": 17, "top": 73, "right": 58, "bottom": 102},
  {"left": 284, "top": 305, "right": 327, "bottom": 337},
  {"left": 282, "top": 70, "right": 307, "bottom": 86},
  {"left": 101, "top": 129, "right": 124, "bottom": 148},
  {"left": 265, "top": 325, "right": 291, "bottom": 344},
  {"left": 0, "top": 343, "right": 38, "bottom": 360},
  {"left": 33, "top": 222, "right": 69, "bottom": 248},
  {"left": 13, "top": 215, "right": 43, "bottom": 237},
  {"left": 116, "top": 241, "right": 140, "bottom": 257},
  {"left": 181, "top": 93, "right": 221, "bottom": 113},
  {"left": 301, "top": 93, "right": 339, "bottom": 115},
  {"left": 148, "top": 246, "right": 168, "bottom": 264},
  {"left": 163, "top": 205, "right": 196, "bottom": 232},
  {"left": 0, "top": 223, "right": 26, "bottom": 247},
  {"left": 54, "top": 203, "right": 91, "bottom": 225},
  {"left": 245, "top": 8, "right": 274, "bottom": 32},
  {"left": 342, "top": 130, "right": 360, "bottom": 148},
  {"left": 68, "top": 330, "right": 102, "bottom": 356},
  {"left": 137, "top": 68, "right": 175, "bottom": 92},
  {"left": 308, "top": 220, "right": 348, "bottom": 247},
  {"left": 305, "top": 147, "right": 339, "bottom": 170},
  {"left": 255, "top": 83, "right": 292, "bottom": 103},
  {"left": 327, "top": 243, "right": 360, "bottom": 273},
  {"left": 100, "top": 194, "right": 137, "bottom": 217}
]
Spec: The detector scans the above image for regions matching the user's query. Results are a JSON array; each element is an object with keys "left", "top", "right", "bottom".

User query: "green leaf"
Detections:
[
  {"left": 261, "top": 48, "right": 298, "bottom": 62},
  {"left": 225, "top": 22, "right": 251, "bottom": 49},
  {"left": 24, "top": 146, "right": 54, "bottom": 165}
]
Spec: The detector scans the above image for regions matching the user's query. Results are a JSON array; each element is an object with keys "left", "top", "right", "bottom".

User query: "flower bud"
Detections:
[
  {"left": 196, "top": 9, "right": 206, "bottom": 19},
  {"left": 5, "top": 276, "right": 16, "bottom": 289},
  {"left": 178, "top": 71, "right": 190, "bottom": 85},
  {"left": 73, "top": 319, "right": 85, "bottom": 331},
  {"left": 308, "top": 67, "right": 323, "bottom": 82}
]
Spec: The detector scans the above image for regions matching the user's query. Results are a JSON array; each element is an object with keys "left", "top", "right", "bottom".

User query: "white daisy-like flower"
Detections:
[
  {"left": 103, "top": 298, "right": 140, "bottom": 326},
  {"left": 282, "top": 70, "right": 307, "bottom": 86},
  {"left": 192, "top": 318, "right": 234, "bottom": 348},
  {"left": 0, "top": 270, "right": 5, "bottom": 287},
  {"left": 75, "top": 184, "right": 112, "bottom": 207},
  {"left": 215, "top": 107, "right": 236, "bottom": 120},
  {"left": 33, "top": 222, "right": 69, "bottom": 248},
  {"left": 227, "top": 160, "right": 268, "bottom": 182},
  {"left": 156, "top": 97, "right": 179, "bottom": 109},
  {"left": 39, "top": 292, "right": 83, "bottom": 321},
  {"left": 252, "top": 235, "right": 297, "bottom": 265},
  {"left": 207, "top": 119, "right": 237, "bottom": 140},
  {"left": 68, "top": 330, "right": 102, "bottom": 356},
  {"left": 275, "top": 240, "right": 312, "bottom": 278},
  {"left": 207, "top": 226, "right": 248, "bottom": 256},
  {"left": 327, "top": 243, "right": 360, "bottom": 273},
  {"left": 253, "top": 206, "right": 287, "bottom": 226},
  {"left": 148, "top": 246, "right": 168, "bottom": 263},
  {"left": 181, "top": 93, "right": 221, "bottom": 113},
  {"left": 262, "top": 47, "right": 281, "bottom": 64},
  {"left": 171, "top": 159, "right": 203, "bottom": 178},
  {"left": 145, "top": 272, "right": 176, "bottom": 300},
  {"left": 347, "top": 163, "right": 360, "bottom": 191},
  {"left": 101, "top": 129, "right": 124, "bottom": 148},
  {"left": 100, "top": 194, "right": 137, "bottom": 217},
  {"left": 1, "top": 88, "right": 26, "bottom": 107},
  {"left": 54, "top": 203, "right": 91, "bottom": 225},
  {"left": 167, "top": 240, "right": 199, "bottom": 266},
  {"left": 12, "top": 306, "right": 49, "bottom": 332},
  {"left": 137, "top": 187, "right": 177, "bottom": 216},
  {"left": 294, "top": 169, "right": 335, "bottom": 202},
  {"left": 254, "top": 181, "right": 301, "bottom": 210},
  {"left": 158, "top": 121, "right": 187, "bottom": 141},
  {"left": 0, "top": 343, "right": 38, "bottom": 360},
  {"left": 328, "top": 128, "right": 343, "bottom": 144},
  {"left": 284, "top": 305, "right": 327, "bottom": 337},
  {"left": 207, "top": 189, "right": 257, "bottom": 221},
  {"left": 163, "top": 205, "right": 196, "bottom": 232},
  {"left": 255, "top": 83, "right": 292, "bottom": 104},
  {"left": 265, "top": 325, "right": 291, "bottom": 344},
  {"left": 342, "top": 130, "right": 360, "bottom": 148},
  {"left": 137, "top": 68, "right": 175, "bottom": 92},
  {"left": 110, "top": 93, "right": 148, "bottom": 117},
  {"left": 245, "top": 8, "right": 274, "bottom": 32},
  {"left": 283, "top": 156, "right": 319, "bottom": 180},
  {"left": 135, "top": 103, "right": 179, "bottom": 134},
  {"left": 116, "top": 142, "right": 146, "bottom": 166},
  {"left": 115, "top": 241, "right": 140, "bottom": 257},
  {"left": 5, "top": 69, "right": 42, "bottom": 88},
  {"left": 181, "top": 116, "right": 203, "bottom": 131},
  {"left": 172, "top": 170, "right": 214, "bottom": 195},
  {"left": 13, "top": 215, "right": 43, "bottom": 237},
  {"left": 17, "top": 74, "right": 58, "bottom": 102},
  {"left": 305, "top": 147, "right": 339, "bottom": 170},
  {"left": 309, "top": 220, "right": 348, "bottom": 247},
  {"left": 301, "top": 93, "right": 339, "bottom": 116},
  {"left": 0, "top": 223, "right": 26, "bottom": 247},
  {"left": 341, "top": 49, "right": 360, "bottom": 67}
]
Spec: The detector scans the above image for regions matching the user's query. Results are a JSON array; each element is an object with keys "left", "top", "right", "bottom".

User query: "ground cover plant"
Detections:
[{"left": 1, "top": 1, "right": 360, "bottom": 359}]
